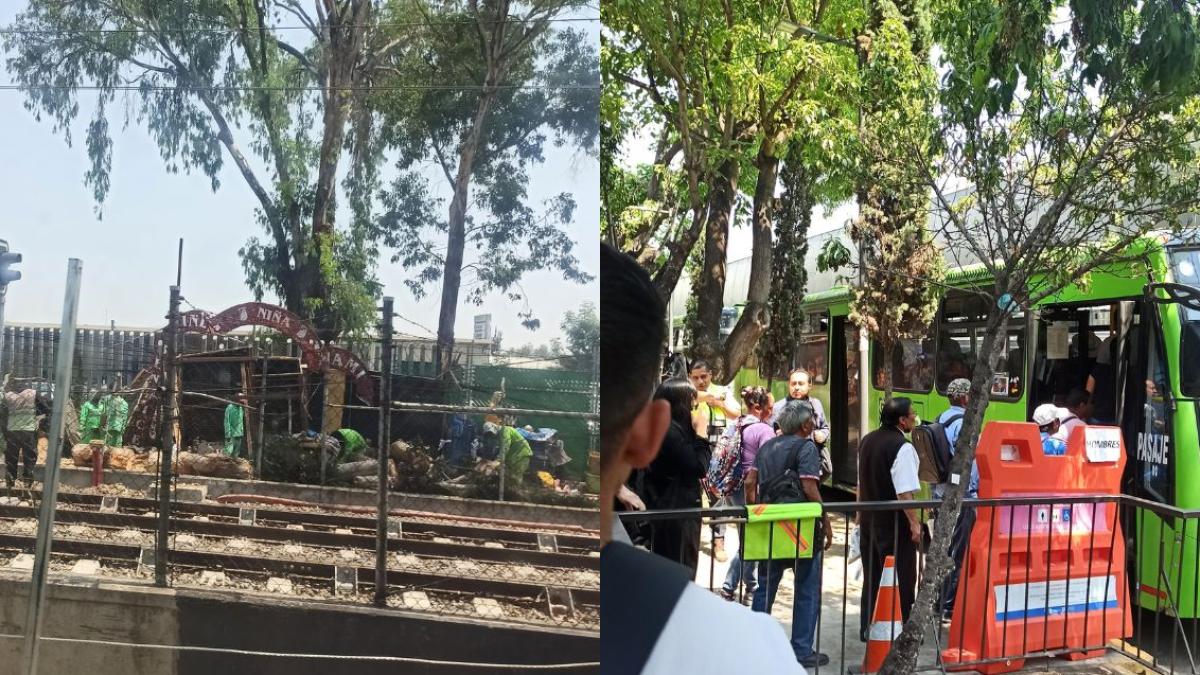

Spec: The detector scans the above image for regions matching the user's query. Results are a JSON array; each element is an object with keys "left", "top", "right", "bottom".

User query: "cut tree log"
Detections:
[
  {"left": 70, "top": 443, "right": 95, "bottom": 467},
  {"left": 107, "top": 447, "right": 136, "bottom": 471},
  {"left": 189, "top": 452, "right": 252, "bottom": 480}
]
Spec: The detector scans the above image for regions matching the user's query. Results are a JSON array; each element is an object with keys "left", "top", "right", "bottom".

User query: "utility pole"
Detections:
[
  {"left": 0, "top": 240, "right": 23, "bottom": 374},
  {"left": 23, "top": 258, "right": 81, "bottom": 675},
  {"left": 858, "top": 239, "right": 870, "bottom": 450},
  {"left": 374, "top": 297, "right": 394, "bottom": 608},
  {"left": 155, "top": 286, "right": 180, "bottom": 587}
]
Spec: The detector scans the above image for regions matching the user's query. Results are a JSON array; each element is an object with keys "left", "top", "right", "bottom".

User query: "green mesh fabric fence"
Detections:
[{"left": 464, "top": 366, "right": 596, "bottom": 479}]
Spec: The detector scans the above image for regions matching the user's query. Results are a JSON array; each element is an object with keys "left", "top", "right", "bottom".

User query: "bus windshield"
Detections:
[{"left": 1169, "top": 248, "right": 1200, "bottom": 396}]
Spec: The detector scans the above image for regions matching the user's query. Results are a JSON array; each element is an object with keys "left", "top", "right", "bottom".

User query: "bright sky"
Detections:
[{"left": 0, "top": 2, "right": 599, "bottom": 347}]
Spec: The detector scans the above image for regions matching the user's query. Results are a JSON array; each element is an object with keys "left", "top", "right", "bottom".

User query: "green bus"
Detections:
[{"left": 731, "top": 234, "right": 1200, "bottom": 617}]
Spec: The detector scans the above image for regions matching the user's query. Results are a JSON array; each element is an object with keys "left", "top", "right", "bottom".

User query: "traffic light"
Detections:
[{"left": 0, "top": 240, "right": 20, "bottom": 286}]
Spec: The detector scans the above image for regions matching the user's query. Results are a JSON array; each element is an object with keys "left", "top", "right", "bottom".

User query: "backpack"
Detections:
[
  {"left": 911, "top": 413, "right": 963, "bottom": 484},
  {"left": 703, "top": 419, "right": 762, "bottom": 500},
  {"left": 758, "top": 439, "right": 807, "bottom": 504}
]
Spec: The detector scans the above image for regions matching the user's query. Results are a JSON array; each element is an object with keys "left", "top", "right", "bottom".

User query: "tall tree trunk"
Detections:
[
  {"left": 690, "top": 158, "right": 739, "bottom": 378},
  {"left": 307, "top": 0, "right": 371, "bottom": 340},
  {"left": 882, "top": 308, "right": 1012, "bottom": 672},
  {"left": 435, "top": 88, "right": 498, "bottom": 379},
  {"left": 306, "top": 84, "right": 352, "bottom": 340},
  {"left": 758, "top": 148, "right": 814, "bottom": 380},
  {"left": 724, "top": 142, "right": 780, "bottom": 377}
]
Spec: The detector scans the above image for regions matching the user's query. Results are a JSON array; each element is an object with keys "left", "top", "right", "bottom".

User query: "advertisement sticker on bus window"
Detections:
[
  {"left": 1085, "top": 426, "right": 1122, "bottom": 463},
  {"left": 991, "top": 373, "right": 1009, "bottom": 396},
  {"left": 1047, "top": 322, "right": 1070, "bottom": 359}
]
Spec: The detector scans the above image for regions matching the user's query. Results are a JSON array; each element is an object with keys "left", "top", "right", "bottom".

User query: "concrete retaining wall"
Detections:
[{"left": 0, "top": 574, "right": 598, "bottom": 675}]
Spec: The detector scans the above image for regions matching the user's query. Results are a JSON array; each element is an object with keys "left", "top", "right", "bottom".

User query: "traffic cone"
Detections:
[{"left": 862, "top": 555, "right": 904, "bottom": 674}]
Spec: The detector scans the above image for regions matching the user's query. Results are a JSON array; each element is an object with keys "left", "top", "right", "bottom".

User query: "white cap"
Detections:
[
  {"left": 1055, "top": 406, "right": 1072, "bottom": 422},
  {"left": 1032, "top": 404, "right": 1060, "bottom": 427}
]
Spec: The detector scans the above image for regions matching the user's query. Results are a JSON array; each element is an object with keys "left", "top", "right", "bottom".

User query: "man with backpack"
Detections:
[
  {"left": 708, "top": 386, "right": 773, "bottom": 603},
  {"left": 745, "top": 399, "right": 833, "bottom": 669},
  {"left": 933, "top": 378, "right": 974, "bottom": 620}
]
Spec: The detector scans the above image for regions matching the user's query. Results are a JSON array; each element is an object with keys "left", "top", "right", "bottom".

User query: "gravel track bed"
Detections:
[{"left": 0, "top": 516, "right": 599, "bottom": 591}]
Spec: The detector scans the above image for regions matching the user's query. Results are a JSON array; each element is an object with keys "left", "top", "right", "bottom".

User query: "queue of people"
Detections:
[{"left": 604, "top": 243, "right": 1126, "bottom": 673}]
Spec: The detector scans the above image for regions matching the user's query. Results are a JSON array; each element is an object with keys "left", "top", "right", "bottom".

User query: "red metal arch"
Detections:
[{"left": 177, "top": 302, "right": 376, "bottom": 404}]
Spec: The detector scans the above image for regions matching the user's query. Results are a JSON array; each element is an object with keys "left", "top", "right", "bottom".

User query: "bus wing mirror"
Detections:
[{"left": 1145, "top": 282, "right": 1200, "bottom": 313}]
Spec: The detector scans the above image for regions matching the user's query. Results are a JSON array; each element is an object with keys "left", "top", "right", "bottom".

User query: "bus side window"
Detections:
[
  {"left": 936, "top": 291, "right": 1026, "bottom": 399},
  {"left": 872, "top": 337, "right": 934, "bottom": 392},
  {"left": 790, "top": 312, "right": 830, "bottom": 384}
]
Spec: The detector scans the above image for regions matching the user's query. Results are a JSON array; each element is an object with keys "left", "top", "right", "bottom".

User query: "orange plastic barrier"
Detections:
[{"left": 941, "top": 422, "right": 1131, "bottom": 674}]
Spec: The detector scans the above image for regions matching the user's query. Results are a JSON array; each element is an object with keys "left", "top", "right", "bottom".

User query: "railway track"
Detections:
[{"left": 0, "top": 488, "right": 600, "bottom": 627}]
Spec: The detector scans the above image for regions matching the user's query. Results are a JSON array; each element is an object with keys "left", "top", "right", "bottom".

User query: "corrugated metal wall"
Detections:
[{"left": 0, "top": 324, "right": 491, "bottom": 396}]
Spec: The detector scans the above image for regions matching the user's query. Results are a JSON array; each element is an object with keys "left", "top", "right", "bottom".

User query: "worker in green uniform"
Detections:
[
  {"left": 483, "top": 422, "right": 533, "bottom": 481},
  {"left": 223, "top": 393, "right": 247, "bottom": 457},
  {"left": 333, "top": 428, "right": 368, "bottom": 464},
  {"left": 100, "top": 389, "right": 128, "bottom": 447},
  {"left": 79, "top": 390, "right": 103, "bottom": 444}
]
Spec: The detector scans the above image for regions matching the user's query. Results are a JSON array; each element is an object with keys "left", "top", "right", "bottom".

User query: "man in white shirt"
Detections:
[
  {"left": 856, "top": 397, "right": 922, "bottom": 642},
  {"left": 1053, "top": 388, "right": 1092, "bottom": 443},
  {"left": 600, "top": 244, "right": 804, "bottom": 674}
]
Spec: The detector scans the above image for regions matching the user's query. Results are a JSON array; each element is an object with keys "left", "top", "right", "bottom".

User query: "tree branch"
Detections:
[
  {"left": 270, "top": 34, "right": 318, "bottom": 76},
  {"left": 280, "top": 0, "right": 320, "bottom": 37},
  {"left": 786, "top": 23, "right": 855, "bottom": 49},
  {"left": 429, "top": 132, "right": 457, "bottom": 187}
]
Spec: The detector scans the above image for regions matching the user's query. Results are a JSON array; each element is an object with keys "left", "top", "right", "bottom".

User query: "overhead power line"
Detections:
[
  {"left": 0, "top": 16, "right": 600, "bottom": 36},
  {"left": 0, "top": 83, "right": 598, "bottom": 92}
]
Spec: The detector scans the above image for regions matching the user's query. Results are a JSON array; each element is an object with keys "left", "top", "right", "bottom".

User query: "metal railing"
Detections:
[{"left": 618, "top": 493, "right": 1200, "bottom": 674}]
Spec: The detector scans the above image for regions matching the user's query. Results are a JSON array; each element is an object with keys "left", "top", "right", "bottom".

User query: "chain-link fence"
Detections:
[{"left": 0, "top": 304, "right": 599, "bottom": 671}]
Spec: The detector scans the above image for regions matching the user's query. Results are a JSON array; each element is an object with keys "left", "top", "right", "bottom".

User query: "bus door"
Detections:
[
  {"left": 1121, "top": 294, "right": 1168, "bottom": 503},
  {"left": 1129, "top": 282, "right": 1196, "bottom": 614},
  {"left": 1130, "top": 283, "right": 1200, "bottom": 505},
  {"left": 829, "top": 315, "right": 861, "bottom": 488},
  {"left": 1029, "top": 301, "right": 1134, "bottom": 424}
]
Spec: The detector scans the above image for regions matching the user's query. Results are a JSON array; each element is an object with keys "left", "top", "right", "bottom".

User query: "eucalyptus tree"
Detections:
[
  {"left": 368, "top": 0, "right": 598, "bottom": 377},
  {"left": 3, "top": 0, "right": 407, "bottom": 337}
]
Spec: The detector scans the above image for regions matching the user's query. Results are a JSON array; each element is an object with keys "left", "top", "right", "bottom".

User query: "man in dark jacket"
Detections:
[{"left": 857, "top": 397, "right": 923, "bottom": 641}]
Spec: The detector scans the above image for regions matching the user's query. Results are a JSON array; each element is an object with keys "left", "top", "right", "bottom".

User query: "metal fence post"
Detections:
[
  {"left": 0, "top": 286, "right": 7, "bottom": 379},
  {"left": 22, "top": 258, "right": 82, "bottom": 675},
  {"left": 155, "top": 286, "right": 180, "bottom": 587},
  {"left": 375, "top": 297, "right": 394, "bottom": 608},
  {"left": 256, "top": 354, "right": 266, "bottom": 478}
]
